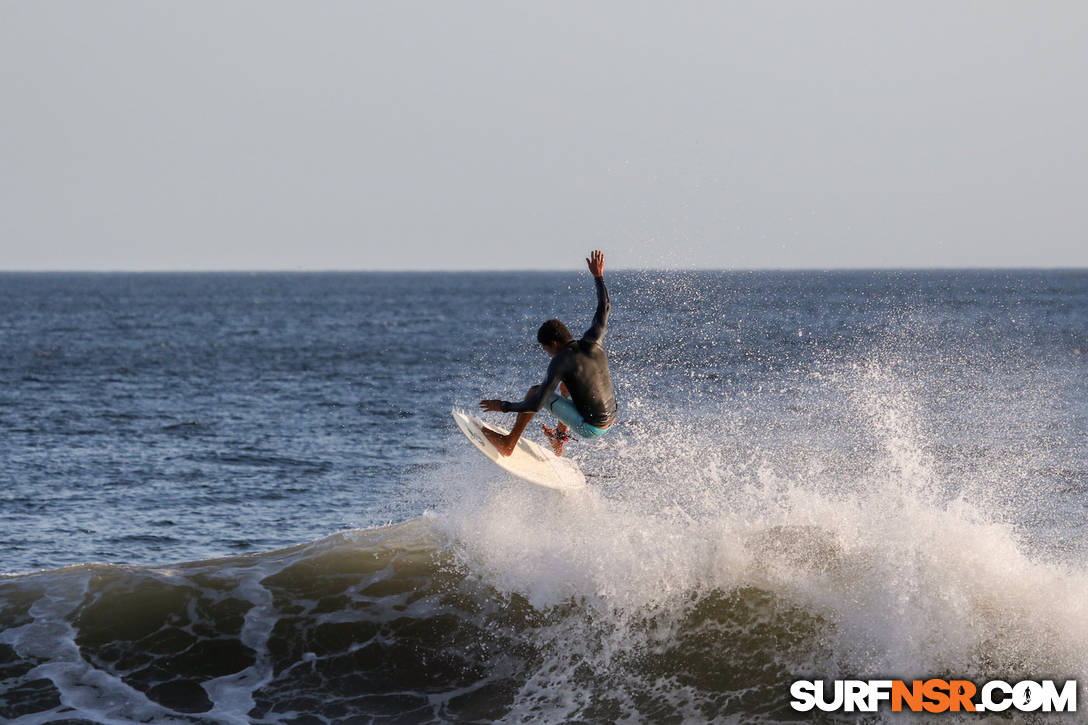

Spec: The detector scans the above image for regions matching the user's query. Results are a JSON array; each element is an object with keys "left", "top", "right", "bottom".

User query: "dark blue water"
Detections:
[
  {"left": 3, "top": 271, "right": 1084, "bottom": 572},
  {"left": 1, "top": 270, "right": 1086, "bottom": 722}
]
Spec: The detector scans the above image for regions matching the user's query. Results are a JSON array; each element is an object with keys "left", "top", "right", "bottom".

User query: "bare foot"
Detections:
[
  {"left": 482, "top": 426, "right": 515, "bottom": 457},
  {"left": 541, "top": 424, "right": 565, "bottom": 457}
]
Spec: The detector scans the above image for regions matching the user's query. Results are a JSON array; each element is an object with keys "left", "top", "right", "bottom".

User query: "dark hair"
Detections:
[{"left": 537, "top": 319, "right": 573, "bottom": 346}]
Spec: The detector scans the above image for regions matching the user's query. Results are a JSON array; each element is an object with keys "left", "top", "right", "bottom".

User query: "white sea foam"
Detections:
[{"left": 428, "top": 357, "right": 1088, "bottom": 720}]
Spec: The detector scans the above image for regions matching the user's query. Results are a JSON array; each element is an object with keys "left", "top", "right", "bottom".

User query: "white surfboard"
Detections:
[{"left": 452, "top": 409, "right": 586, "bottom": 491}]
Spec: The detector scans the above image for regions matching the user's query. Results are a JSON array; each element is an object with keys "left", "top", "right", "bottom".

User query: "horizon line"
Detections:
[{"left": 2, "top": 265, "right": 1087, "bottom": 274}]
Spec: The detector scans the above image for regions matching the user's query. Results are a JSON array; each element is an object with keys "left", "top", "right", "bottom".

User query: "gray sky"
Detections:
[{"left": 2, "top": 2, "right": 1086, "bottom": 270}]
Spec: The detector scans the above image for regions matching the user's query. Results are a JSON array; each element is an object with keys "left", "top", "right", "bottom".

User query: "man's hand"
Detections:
[
  {"left": 586, "top": 249, "right": 604, "bottom": 278},
  {"left": 479, "top": 399, "right": 503, "bottom": 412}
]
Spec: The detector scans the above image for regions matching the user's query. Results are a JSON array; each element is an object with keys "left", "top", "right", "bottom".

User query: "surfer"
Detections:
[{"left": 479, "top": 250, "right": 617, "bottom": 457}]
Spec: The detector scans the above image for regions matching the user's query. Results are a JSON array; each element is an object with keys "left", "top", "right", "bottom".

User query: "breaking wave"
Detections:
[{"left": 3, "top": 347, "right": 1087, "bottom": 723}]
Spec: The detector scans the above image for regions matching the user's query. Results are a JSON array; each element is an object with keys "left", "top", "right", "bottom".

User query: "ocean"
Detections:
[{"left": 1, "top": 270, "right": 1086, "bottom": 723}]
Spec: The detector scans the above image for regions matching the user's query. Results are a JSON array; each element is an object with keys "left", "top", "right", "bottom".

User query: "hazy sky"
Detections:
[{"left": 2, "top": 2, "right": 1086, "bottom": 270}]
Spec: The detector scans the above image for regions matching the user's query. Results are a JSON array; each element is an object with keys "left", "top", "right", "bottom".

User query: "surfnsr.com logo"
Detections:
[{"left": 790, "top": 679, "right": 1077, "bottom": 713}]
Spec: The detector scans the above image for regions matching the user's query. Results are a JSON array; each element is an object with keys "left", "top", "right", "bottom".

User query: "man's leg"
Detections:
[
  {"left": 542, "top": 383, "right": 570, "bottom": 456},
  {"left": 556, "top": 382, "right": 570, "bottom": 437},
  {"left": 482, "top": 386, "right": 539, "bottom": 457}
]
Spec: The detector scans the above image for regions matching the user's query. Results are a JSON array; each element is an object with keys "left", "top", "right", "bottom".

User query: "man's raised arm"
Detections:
[{"left": 583, "top": 250, "right": 609, "bottom": 345}]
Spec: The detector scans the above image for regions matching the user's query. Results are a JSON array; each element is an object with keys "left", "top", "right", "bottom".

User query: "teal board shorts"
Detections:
[{"left": 544, "top": 392, "right": 612, "bottom": 439}]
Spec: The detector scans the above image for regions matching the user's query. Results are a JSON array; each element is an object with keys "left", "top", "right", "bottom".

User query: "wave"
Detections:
[
  {"left": 3, "top": 362, "right": 1088, "bottom": 723},
  {"left": 2, "top": 502, "right": 1086, "bottom": 723},
  {"left": 0, "top": 517, "right": 836, "bottom": 723}
]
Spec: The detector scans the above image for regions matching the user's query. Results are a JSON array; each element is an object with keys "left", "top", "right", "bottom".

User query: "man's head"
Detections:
[{"left": 537, "top": 319, "right": 573, "bottom": 356}]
